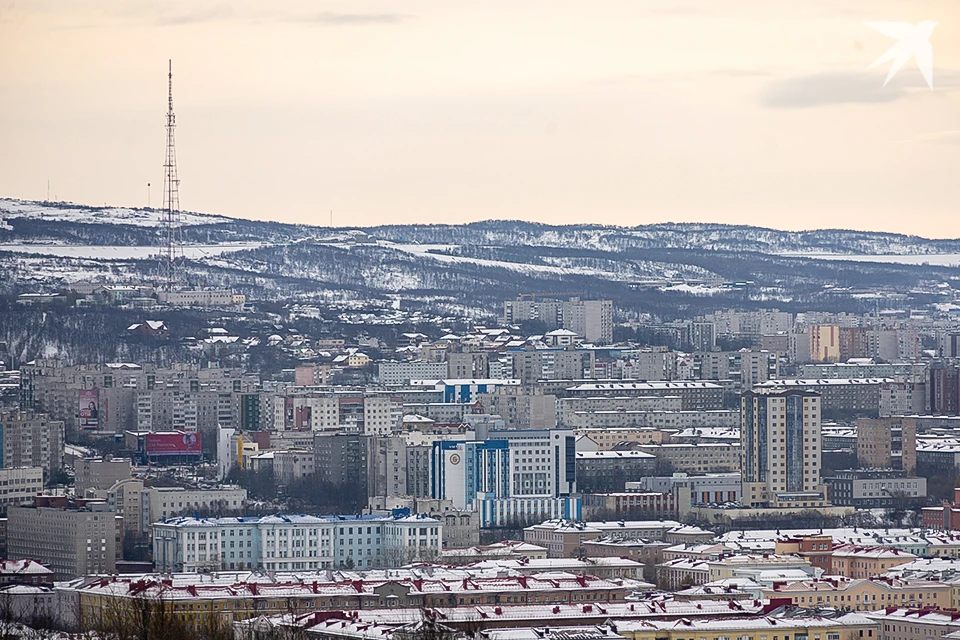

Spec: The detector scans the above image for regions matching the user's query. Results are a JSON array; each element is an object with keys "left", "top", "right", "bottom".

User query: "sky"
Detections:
[{"left": 1, "top": 1, "right": 959, "bottom": 236}]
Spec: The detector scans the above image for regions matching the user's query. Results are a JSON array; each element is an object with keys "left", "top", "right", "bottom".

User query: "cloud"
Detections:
[
  {"left": 761, "top": 70, "right": 960, "bottom": 108},
  {"left": 120, "top": 3, "right": 233, "bottom": 27},
  {"left": 912, "top": 130, "right": 960, "bottom": 144},
  {"left": 297, "top": 11, "right": 410, "bottom": 25}
]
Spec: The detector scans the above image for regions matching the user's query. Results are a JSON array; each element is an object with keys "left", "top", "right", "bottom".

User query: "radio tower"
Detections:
[{"left": 159, "top": 59, "right": 183, "bottom": 290}]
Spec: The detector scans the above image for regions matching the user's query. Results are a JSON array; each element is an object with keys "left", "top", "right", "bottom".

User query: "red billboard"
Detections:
[
  {"left": 79, "top": 389, "right": 99, "bottom": 430},
  {"left": 145, "top": 432, "right": 202, "bottom": 455}
]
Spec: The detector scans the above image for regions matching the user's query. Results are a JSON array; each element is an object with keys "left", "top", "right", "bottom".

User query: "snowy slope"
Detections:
[{"left": 0, "top": 199, "right": 230, "bottom": 227}]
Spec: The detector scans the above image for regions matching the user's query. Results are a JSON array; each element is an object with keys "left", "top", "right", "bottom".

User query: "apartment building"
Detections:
[
  {"left": 0, "top": 410, "right": 64, "bottom": 482},
  {"left": 562, "top": 381, "right": 724, "bottom": 411},
  {"left": 754, "top": 378, "right": 888, "bottom": 417},
  {"left": 741, "top": 389, "right": 826, "bottom": 509},
  {"left": 559, "top": 395, "right": 682, "bottom": 424},
  {"left": 565, "top": 409, "right": 739, "bottom": 429},
  {"left": 7, "top": 497, "right": 118, "bottom": 580},
  {"left": 636, "top": 443, "right": 741, "bottom": 474},
  {"left": 575, "top": 451, "right": 656, "bottom": 492},
  {"left": 377, "top": 360, "right": 449, "bottom": 386},
  {"left": 142, "top": 485, "right": 247, "bottom": 533},
  {"left": 272, "top": 449, "right": 315, "bottom": 486},
  {"left": 152, "top": 512, "right": 441, "bottom": 572},
  {"left": 475, "top": 390, "right": 558, "bottom": 430},
  {"left": 0, "top": 467, "right": 43, "bottom": 512},
  {"left": 503, "top": 297, "right": 613, "bottom": 344},
  {"left": 106, "top": 478, "right": 144, "bottom": 537},
  {"left": 575, "top": 428, "right": 669, "bottom": 451},
  {"left": 73, "top": 457, "right": 132, "bottom": 493},
  {"left": 858, "top": 417, "right": 917, "bottom": 475}
]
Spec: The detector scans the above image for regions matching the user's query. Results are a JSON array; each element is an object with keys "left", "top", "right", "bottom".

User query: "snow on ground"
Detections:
[
  {"left": 779, "top": 252, "right": 960, "bottom": 267},
  {"left": 657, "top": 283, "right": 725, "bottom": 296},
  {"left": 0, "top": 242, "right": 262, "bottom": 260},
  {"left": 0, "top": 198, "right": 231, "bottom": 227},
  {"left": 385, "top": 242, "right": 674, "bottom": 282}
]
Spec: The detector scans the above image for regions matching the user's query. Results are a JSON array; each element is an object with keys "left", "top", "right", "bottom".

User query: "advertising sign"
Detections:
[
  {"left": 145, "top": 432, "right": 202, "bottom": 455},
  {"left": 79, "top": 389, "right": 99, "bottom": 430}
]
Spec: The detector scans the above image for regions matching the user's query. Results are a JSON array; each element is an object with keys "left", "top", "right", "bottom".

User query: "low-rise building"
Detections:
[
  {"left": 523, "top": 519, "right": 686, "bottom": 558},
  {"left": 763, "top": 576, "right": 951, "bottom": 611},
  {"left": 825, "top": 470, "right": 926, "bottom": 508},
  {"left": 152, "top": 512, "right": 441, "bottom": 572},
  {"left": 831, "top": 545, "right": 916, "bottom": 579}
]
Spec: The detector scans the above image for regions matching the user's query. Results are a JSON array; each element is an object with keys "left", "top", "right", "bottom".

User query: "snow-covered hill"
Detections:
[{"left": 0, "top": 199, "right": 230, "bottom": 227}]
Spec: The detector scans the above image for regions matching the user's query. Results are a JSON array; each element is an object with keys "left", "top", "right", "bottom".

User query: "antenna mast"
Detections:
[{"left": 160, "top": 59, "right": 183, "bottom": 290}]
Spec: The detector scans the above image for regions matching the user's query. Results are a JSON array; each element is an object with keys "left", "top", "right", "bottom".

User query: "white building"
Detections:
[
  {"left": 378, "top": 361, "right": 449, "bottom": 386},
  {"left": 152, "top": 512, "right": 441, "bottom": 572}
]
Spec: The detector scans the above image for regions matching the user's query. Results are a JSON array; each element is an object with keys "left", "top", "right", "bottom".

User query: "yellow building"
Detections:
[
  {"left": 762, "top": 577, "right": 950, "bottom": 611},
  {"left": 829, "top": 545, "right": 915, "bottom": 579},
  {"left": 613, "top": 611, "right": 878, "bottom": 640}
]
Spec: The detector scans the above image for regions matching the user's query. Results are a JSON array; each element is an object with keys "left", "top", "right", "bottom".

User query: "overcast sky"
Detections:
[{"left": 1, "top": 1, "right": 958, "bottom": 236}]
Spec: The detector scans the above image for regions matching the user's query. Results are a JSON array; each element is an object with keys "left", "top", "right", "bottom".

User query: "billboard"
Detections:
[
  {"left": 79, "top": 389, "right": 99, "bottom": 430},
  {"left": 145, "top": 432, "right": 202, "bottom": 456}
]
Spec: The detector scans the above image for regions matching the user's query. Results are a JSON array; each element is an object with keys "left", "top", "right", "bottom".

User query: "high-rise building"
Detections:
[
  {"left": 809, "top": 326, "right": 841, "bottom": 362},
  {"left": 7, "top": 497, "right": 118, "bottom": 580},
  {"left": 0, "top": 410, "right": 64, "bottom": 482},
  {"left": 431, "top": 429, "right": 579, "bottom": 526},
  {"left": 857, "top": 417, "right": 917, "bottom": 476},
  {"left": 502, "top": 298, "right": 613, "bottom": 344},
  {"left": 740, "top": 389, "right": 827, "bottom": 509}
]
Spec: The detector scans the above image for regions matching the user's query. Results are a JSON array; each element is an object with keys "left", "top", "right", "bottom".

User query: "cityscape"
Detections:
[{"left": 2, "top": 1, "right": 960, "bottom": 640}]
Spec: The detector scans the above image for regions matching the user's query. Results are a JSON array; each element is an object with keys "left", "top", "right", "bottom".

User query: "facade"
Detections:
[
  {"left": 314, "top": 433, "right": 375, "bottom": 495},
  {"left": 581, "top": 487, "right": 687, "bottom": 519},
  {"left": 922, "top": 488, "right": 960, "bottom": 531},
  {"left": 830, "top": 545, "right": 916, "bottom": 579},
  {"left": 0, "top": 467, "right": 43, "bottom": 512},
  {"left": 7, "top": 498, "right": 117, "bottom": 580},
  {"left": 635, "top": 443, "right": 741, "bottom": 474},
  {"left": 575, "top": 451, "right": 657, "bottom": 492},
  {"left": 763, "top": 576, "right": 950, "bottom": 611},
  {"left": 523, "top": 519, "right": 684, "bottom": 558},
  {"left": 503, "top": 297, "right": 613, "bottom": 344},
  {"left": 627, "top": 473, "right": 742, "bottom": 505},
  {"left": 824, "top": 470, "right": 926, "bottom": 508},
  {"left": 431, "top": 429, "right": 578, "bottom": 527},
  {"left": 73, "top": 457, "right": 132, "bottom": 493},
  {"left": 857, "top": 417, "right": 917, "bottom": 475},
  {"left": 474, "top": 390, "right": 558, "bottom": 430},
  {"left": 272, "top": 449, "right": 316, "bottom": 485},
  {"left": 563, "top": 381, "right": 724, "bottom": 411},
  {"left": 152, "top": 512, "right": 441, "bottom": 572},
  {"left": 754, "top": 378, "right": 888, "bottom": 417},
  {"left": 60, "top": 570, "right": 630, "bottom": 630},
  {"left": 0, "top": 410, "right": 64, "bottom": 481},
  {"left": 106, "top": 478, "right": 144, "bottom": 537},
  {"left": 741, "top": 389, "right": 826, "bottom": 509},
  {"left": 141, "top": 485, "right": 247, "bottom": 533},
  {"left": 377, "top": 361, "right": 449, "bottom": 386}
]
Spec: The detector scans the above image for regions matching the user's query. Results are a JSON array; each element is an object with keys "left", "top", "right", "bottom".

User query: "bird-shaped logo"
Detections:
[{"left": 865, "top": 21, "right": 937, "bottom": 89}]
